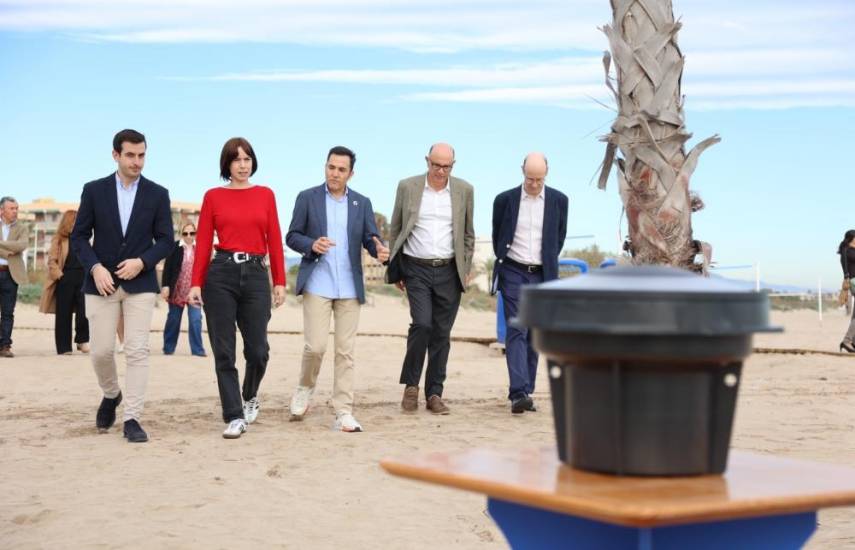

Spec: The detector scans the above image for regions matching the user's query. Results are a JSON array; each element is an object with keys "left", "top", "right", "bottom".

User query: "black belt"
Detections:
[
  {"left": 215, "top": 249, "right": 266, "bottom": 265},
  {"left": 503, "top": 257, "right": 542, "bottom": 273},
  {"left": 404, "top": 254, "right": 454, "bottom": 267}
]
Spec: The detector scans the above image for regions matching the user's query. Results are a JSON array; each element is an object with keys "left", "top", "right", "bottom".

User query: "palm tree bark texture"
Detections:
[{"left": 598, "top": 0, "right": 720, "bottom": 273}]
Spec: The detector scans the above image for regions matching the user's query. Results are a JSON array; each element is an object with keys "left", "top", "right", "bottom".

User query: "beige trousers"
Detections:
[
  {"left": 85, "top": 288, "right": 156, "bottom": 422},
  {"left": 300, "top": 293, "right": 361, "bottom": 415}
]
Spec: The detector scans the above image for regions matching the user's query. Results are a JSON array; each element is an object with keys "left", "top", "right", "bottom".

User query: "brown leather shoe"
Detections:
[
  {"left": 426, "top": 395, "right": 450, "bottom": 415},
  {"left": 0, "top": 346, "right": 14, "bottom": 358},
  {"left": 401, "top": 385, "right": 419, "bottom": 413}
]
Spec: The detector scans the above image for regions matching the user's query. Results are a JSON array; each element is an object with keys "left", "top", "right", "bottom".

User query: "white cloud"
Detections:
[
  {"left": 2, "top": 0, "right": 853, "bottom": 55},
  {"left": 4, "top": 0, "right": 854, "bottom": 110}
]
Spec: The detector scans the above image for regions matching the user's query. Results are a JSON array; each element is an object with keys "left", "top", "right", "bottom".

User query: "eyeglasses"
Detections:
[
  {"left": 428, "top": 161, "right": 454, "bottom": 172},
  {"left": 182, "top": 231, "right": 196, "bottom": 236}
]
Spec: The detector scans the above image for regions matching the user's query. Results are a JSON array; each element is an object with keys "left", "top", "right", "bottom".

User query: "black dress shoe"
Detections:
[
  {"left": 526, "top": 400, "right": 537, "bottom": 412},
  {"left": 123, "top": 419, "right": 149, "bottom": 443},
  {"left": 840, "top": 342, "right": 855, "bottom": 353},
  {"left": 96, "top": 391, "right": 123, "bottom": 431},
  {"left": 511, "top": 395, "right": 534, "bottom": 414}
]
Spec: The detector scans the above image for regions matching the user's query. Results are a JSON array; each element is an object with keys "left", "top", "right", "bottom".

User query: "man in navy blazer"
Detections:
[
  {"left": 285, "top": 146, "right": 389, "bottom": 432},
  {"left": 70, "top": 129, "right": 173, "bottom": 442},
  {"left": 492, "top": 152, "right": 568, "bottom": 414}
]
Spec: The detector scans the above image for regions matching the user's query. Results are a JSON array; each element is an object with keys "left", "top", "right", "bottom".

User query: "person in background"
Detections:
[
  {"left": 491, "top": 153, "right": 568, "bottom": 413},
  {"left": 838, "top": 229, "right": 855, "bottom": 353},
  {"left": 188, "top": 137, "right": 286, "bottom": 440},
  {"left": 161, "top": 221, "right": 206, "bottom": 357},
  {"left": 40, "top": 210, "right": 90, "bottom": 355},
  {"left": 0, "top": 196, "right": 30, "bottom": 358}
]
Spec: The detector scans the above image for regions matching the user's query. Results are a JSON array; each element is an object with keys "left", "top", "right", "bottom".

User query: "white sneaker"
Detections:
[
  {"left": 289, "top": 386, "right": 314, "bottom": 421},
  {"left": 243, "top": 397, "right": 260, "bottom": 424},
  {"left": 222, "top": 419, "right": 247, "bottom": 439},
  {"left": 333, "top": 413, "right": 363, "bottom": 433}
]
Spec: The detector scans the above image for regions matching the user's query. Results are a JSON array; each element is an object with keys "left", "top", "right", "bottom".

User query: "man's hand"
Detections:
[
  {"left": 272, "top": 285, "right": 286, "bottom": 308},
  {"left": 160, "top": 287, "right": 170, "bottom": 301},
  {"left": 311, "top": 237, "right": 335, "bottom": 255},
  {"left": 92, "top": 264, "right": 116, "bottom": 296},
  {"left": 395, "top": 280, "right": 406, "bottom": 292},
  {"left": 372, "top": 236, "right": 390, "bottom": 263},
  {"left": 465, "top": 271, "right": 475, "bottom": 287},
  {"left": 116, "top": 258, "right": 144, "bottom": 280},
  {"left": 188, "top": 286, "right": 203, "bottom": 308}
]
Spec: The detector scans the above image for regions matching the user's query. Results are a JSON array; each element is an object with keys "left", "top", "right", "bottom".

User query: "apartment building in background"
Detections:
[{"left": 19, "top": 197, "right": 202, "bottom": 269}]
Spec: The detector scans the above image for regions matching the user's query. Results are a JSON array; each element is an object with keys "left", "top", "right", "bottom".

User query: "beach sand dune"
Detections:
[{"left": 1, "top": 298, "right": 853, "bottom": 548}]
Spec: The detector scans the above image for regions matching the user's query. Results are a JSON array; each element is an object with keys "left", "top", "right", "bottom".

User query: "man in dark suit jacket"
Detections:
[
  {"left": 285, "top": 146, "right": 389, "bottom": 432},
  {"left": 492, "top": 152, "right": 568, "bottom": 414},
  {"left": 70, "top": 129, "right": 173, "bottom": 443}
]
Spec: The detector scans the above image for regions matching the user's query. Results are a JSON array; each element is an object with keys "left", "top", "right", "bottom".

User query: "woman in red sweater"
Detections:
[{"left": 188, "top": 137, "right": 286, "bottom": 439}]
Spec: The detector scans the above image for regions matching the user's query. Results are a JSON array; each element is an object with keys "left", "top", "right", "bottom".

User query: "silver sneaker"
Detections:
[
  {"left": 333, "top": 413, "right": 363, "bottom": 433},
  {"left": 289, "top": 386, "right": 314, "bottom": 421},
  {"left": 222, "top": 418, "right": 247, "bottom": 439},
  {"left": 243, "top": 397, "right": 260, "bottom": 424}
]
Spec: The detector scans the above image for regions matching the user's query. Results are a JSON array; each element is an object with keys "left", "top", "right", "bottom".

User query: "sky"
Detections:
[{"left": 1, "top": 0, "right": 853, "bottom": 288}]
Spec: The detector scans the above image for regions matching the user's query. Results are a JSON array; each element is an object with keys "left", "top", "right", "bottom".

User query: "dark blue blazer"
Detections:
[
  {"left": 491, "top": 185, "right": 568, "bottom": 293},
  {"left": 71, "top": 173, "right": 174, "bottom": 295},
  {"left": 285, "top": 184, "right": 382, "bottom": 304}
]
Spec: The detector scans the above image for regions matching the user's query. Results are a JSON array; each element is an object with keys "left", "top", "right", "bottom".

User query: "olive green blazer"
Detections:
[
  {"left": 0, "top": 221, "right": 30, "bottom": 285},
  {"left": 385, "top": 174, "right": 475, "bottom": 290}
]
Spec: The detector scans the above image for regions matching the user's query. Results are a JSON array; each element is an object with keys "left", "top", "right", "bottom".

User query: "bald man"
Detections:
[
  {"left": 492, "top": 153, "right": 568, "bottom": 414},
  {"left": 386, "top": 143, "right": 475, "bottom": 415}
]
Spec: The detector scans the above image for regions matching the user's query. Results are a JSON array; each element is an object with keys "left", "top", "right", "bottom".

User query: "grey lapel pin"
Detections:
[{"left": 353, "top": 200, "right": 358, "bottom": 206}]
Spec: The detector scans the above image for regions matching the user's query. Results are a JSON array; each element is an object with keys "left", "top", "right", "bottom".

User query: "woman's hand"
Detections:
[
  {"left": 188, "top": 286, "right": 203, "bottom": 308},
  {"left": 273, "top": 285, "right": 286, "bottom": 308}
]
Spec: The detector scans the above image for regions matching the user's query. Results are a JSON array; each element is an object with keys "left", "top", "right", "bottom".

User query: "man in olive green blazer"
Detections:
[
  {"left": 386, "top": 143, "right": 475, "bottom": 415},
  {"left": 0, "top": 196, "right": 30, "bottom": 357}
]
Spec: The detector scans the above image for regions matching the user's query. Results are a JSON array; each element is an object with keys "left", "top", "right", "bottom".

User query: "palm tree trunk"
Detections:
[{"left": 598, "top": 0, "right": 719, "bottom": 272}]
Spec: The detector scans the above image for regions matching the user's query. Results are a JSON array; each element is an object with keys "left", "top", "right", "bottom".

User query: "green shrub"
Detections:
[{"left": 18, "top": 283, "right": 43, "bottom": 305}]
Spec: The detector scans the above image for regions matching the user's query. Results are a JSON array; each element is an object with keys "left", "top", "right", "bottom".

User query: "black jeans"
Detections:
[
  {"left": 398, "top": 257, "right": 462, "bottom": 398},
  {"left": 0, "top": 270, "right": 18, "bottom": 348},
  {"left": 54, "top": 268, "right": 89, "bottom": 354},
  {"left": 202, "top": 256, "right": 271, "bottom": 423}
]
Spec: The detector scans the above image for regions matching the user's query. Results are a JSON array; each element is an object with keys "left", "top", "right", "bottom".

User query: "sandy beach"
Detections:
[{"left": 2, "top": 296, "right": 854, "bottom": 549}]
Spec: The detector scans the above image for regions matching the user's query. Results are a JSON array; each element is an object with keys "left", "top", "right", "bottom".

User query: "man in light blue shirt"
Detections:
[
  {"left": 115, "top": 173, "right": 139, "bottom": 235},
  {"left": 286, "top": 146, "right": 389, "bottom": 432}
]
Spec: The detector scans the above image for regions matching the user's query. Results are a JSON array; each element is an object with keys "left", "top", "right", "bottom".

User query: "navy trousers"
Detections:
[{"left": 498, "top": 263, "right": 543, "bottom": 400}]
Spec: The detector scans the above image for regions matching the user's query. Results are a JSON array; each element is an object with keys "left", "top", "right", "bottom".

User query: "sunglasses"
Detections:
[{"left": 182, "top": 231, "right": 196, "bottom": 236}]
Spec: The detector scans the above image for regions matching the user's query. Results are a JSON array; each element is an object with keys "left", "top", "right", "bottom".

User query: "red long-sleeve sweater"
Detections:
[{"left": 191, "top": 185, "right": 286, "bottom": 288}]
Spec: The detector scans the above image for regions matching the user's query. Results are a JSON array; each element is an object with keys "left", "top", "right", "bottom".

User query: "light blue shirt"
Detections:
[
  {"left": 305, "top": 185, "right": 357, "bottom": 300},
  {"left": 115, "top": 172, "right": 140, "bottom": 236}
]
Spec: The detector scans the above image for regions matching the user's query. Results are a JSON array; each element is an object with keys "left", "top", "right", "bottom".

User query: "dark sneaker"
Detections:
[
  {"left": 123, "top": 419, "right": 149, "bottom": 443},
  {"left": 96, "top": 391, "right": 123, "bottom": 431}
]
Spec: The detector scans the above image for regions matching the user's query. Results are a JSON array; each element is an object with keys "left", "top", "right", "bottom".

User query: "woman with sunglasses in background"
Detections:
[{"left": 161, "top": 221, "right": 206, "bottom": 357}]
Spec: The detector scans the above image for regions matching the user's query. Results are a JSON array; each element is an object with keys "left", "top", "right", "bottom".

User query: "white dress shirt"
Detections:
[
  {"left": 403, "top": 178, "right": 454, "bottom": 259},
  {"left": 0, "top": 221, "right": 12, "bottom": 266},
  {"left": 507, "top": 185, "right": 545, "bottom": 265}
]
